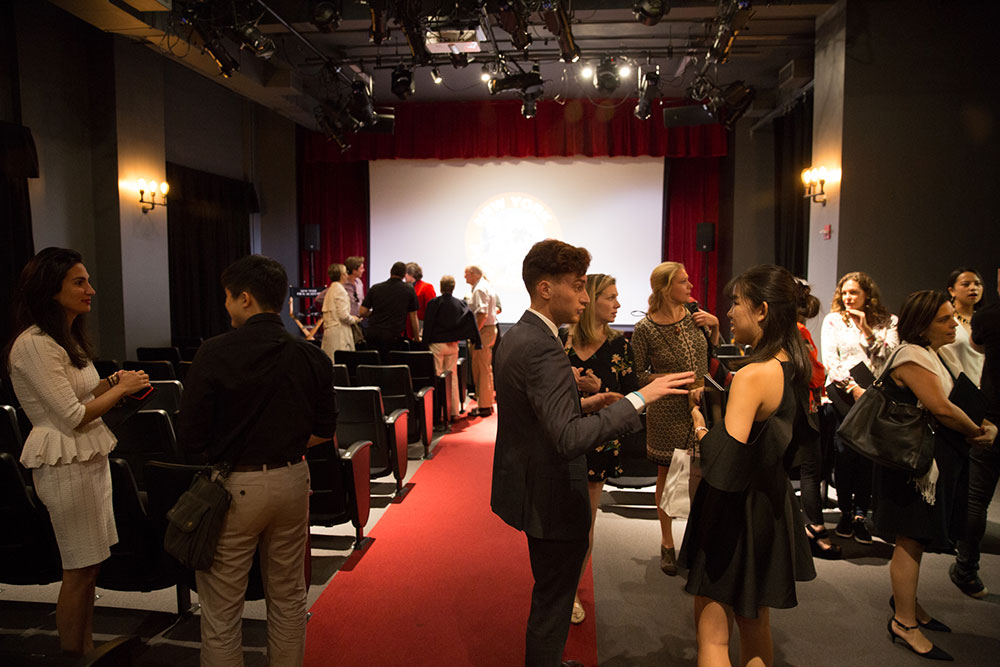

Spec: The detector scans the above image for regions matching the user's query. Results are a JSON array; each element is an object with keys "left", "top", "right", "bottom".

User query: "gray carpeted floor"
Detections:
[{"left": 591, "top": 483, "right": 1000, "bottom": 665}]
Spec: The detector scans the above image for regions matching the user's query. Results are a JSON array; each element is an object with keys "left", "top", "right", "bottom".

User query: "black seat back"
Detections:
[
  {"left": 147, "top": 380, "right": 183, "bottom": 417},
  {"left": 124, "top": 360, "right": 176, "bottom": 381},
  {"left": 334, "top": 349, "right": 381, "bottom": 383},
  {"left": 136, "top": 347, "right": 183, "bottom": 375},
  {"left": 332, "top": 364, "right": 350, "bottom": 387},
  {"left": 94, "top": 359, "right": 122, "bottom": 378},
  {"left": 0, "top": 452, "right": 62, "bottom": 584},
  {"left": 109, "top": 409, "right": 179, "bottom": 489},
  {"left": 335, "top": 387, "right": 390, "bottom": 474},
  {"left": 387, "top": 351, "right": 436, "bottom": 384},
  {"left": 357, "top": 365, "right": 418, "bottom": 442},
  {"left": 0, "top": 405, "right": 23, "bottom": 460}
]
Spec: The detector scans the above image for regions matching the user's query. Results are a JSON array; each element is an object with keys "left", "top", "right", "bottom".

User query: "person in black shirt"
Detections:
[
  {"left": 953, "top": 268, "right": 1000, "bottom": 598},
  {"left": 360, "top": 261, "right": 419, "bottom": 357},
  {"left": 423, "top": 275, "right": 482, "bottom": 418},
  {"left": 177, "top": 255, "right": 337, "bottom": 667}
]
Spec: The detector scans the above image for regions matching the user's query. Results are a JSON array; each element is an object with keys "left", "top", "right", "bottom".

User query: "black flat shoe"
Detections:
[
  {"left": 888, "top": 617, "right": 953, "bottom": 660},
  {"left": 890, "top": 596, "right": 951, "bottom": 632},
  {"left": 805, "top": 525, "right": 842, "bottom": 560}
]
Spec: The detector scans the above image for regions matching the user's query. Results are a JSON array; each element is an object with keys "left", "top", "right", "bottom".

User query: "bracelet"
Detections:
[
  {"left": 106, "top": 373, "right": 119, "bottom": 388},
  {"left": 630, "top": 391, "right": 646, "bottom": 406},
  {"left": 694, "top": 426, "right": 709, "bottom": 434}
]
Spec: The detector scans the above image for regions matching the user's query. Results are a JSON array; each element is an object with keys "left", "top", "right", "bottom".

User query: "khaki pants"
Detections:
[
  {"left": 430, "top": 341, "right": 461, "bottom": 416},
  {"left": 471, "top": 324, "right": 497, "bottom": 410},
  {"left": 196, "top": 461, "right": 310, "bottom": 667}
]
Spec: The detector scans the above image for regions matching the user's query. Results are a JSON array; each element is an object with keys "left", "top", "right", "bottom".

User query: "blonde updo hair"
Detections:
[{"left": 647, "top": 261, "right": 685, "bottom": 313}]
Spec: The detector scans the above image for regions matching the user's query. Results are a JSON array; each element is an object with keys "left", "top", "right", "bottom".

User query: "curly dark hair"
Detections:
[
  {"left": 831, "top": 271, "right": 892, "bottom": 329},
  {"left": 522, "top": 239, "right": 591, "bottom": 296},
  {"left": 897, "top": 290, "right": 949, "bottom": 347},
  {"left": 5, "top": 247, "right": 95, "bottom": 370}
]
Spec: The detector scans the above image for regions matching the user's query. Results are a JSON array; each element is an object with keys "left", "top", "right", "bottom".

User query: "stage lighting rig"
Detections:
[
  {"left": 348, "top": 80, "right": 378, "bottom": 127},
  {"left": 712, "top": 80, "right": 755, "bottom": 129},
  {"left": 487, "top": 66, "right": 543, "bottom": 96},
  {"left": 634, "top": 1, "right": 670, "bottom": 27},
  {"left": 634, "top": 69, "right": 660, "bottom": 120},
  {"left": 365, "top": 0, "right": 390, "bottom": 44},
  {"left": 233, "top": 20, "right": 276, "bottom": 59},
  {"left": 496, "top": 1, "right": 532, "bottom": 51},
  {"left": 397, "top": 1, "right": 432, "bottom": 65},
  {"left": 593, "top": 57, "right": 621, "bottom": 93},
  {"left": 310, "top": 0, "right": 343, "bottom": 32},
  {"left": 315, "top": 102, "right": 351, "bottom": 151},
  {"left": 198, "top": 25, "right": 240, "bottom": 77},
  {"left": 540, "top": 1, "right": 581, "bottom": 63},
  {"left": 430, "top": 67, "right": 443, "bottom": 84},
  {"left": 391, "top": 64, "right": 415, "bottom": 100}
]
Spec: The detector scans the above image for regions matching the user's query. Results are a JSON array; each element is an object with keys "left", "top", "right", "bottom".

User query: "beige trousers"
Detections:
[
  {"left": 471, "top": 324, "right": 497, "bottom": 409},
  {"left": 196, "top": 460, "right": 310, "bottom": 667},
  {"left": 430, "top": 341, "right": 461, "bottom": 416}
]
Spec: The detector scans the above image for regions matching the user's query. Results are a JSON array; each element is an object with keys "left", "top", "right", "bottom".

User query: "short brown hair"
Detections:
[
  {"left": 521, "top": 239, "right": 591, "bottom": 296},
  {"left": 406, "top": 262, "right": 423, "bottom": 281},
  {"left": 898, "top": 290, "right": 948, "bottom": 347},
  {"left": 344, "top": 256, "right": 365, "bottom": 273},
  {"left": 327, "top": 263, "right": 345, "bottom": 282},
  {"left": 440, "top": 275, "right": 456, "bottom": 294}
]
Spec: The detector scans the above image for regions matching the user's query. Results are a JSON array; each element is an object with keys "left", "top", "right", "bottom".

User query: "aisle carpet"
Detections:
[{"left": 304, "top": 415, "right": 599, "bottom": 666}]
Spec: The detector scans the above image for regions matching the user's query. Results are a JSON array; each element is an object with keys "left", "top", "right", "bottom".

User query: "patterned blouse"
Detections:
[{"left": 820, "top": 311, "right": 899, "bottom": 387}]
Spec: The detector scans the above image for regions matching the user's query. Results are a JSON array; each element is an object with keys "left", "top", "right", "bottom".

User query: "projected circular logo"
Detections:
[{"left": 465, "top": 192, "right": 562, "bottom": 287}]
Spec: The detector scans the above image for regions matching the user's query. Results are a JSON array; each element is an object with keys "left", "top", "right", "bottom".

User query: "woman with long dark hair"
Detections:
[
  {"left": 943, "top": 267, "right": 985, "bottom": 386},
  {"left": 4, "top": 247, "right": 149, "bottom": 656},
  {"left": 680, "top": 264, "right": 817, "bottom": 666},
  {"left": 874, "top": 290, "right": 995, "bottom": 661},
  {"left": 821, "top": 271, "right": 899, "bottom": 543}
]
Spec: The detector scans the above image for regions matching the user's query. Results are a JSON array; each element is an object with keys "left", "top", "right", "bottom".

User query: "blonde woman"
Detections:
[
  {"left": 631, "top": 262, "right": 720, "bottom": 575},
  {"left": 321, "top": 262, "right": 359, "bottom": 360},
  {"left": 562, "top": 273, "right": 638, "bottom": 624}
]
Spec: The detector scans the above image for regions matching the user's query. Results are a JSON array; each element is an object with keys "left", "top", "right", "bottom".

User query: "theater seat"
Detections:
[
  {"left": 334, "top": 349, "right": 381, "bottom": 384},
  {"left": 0, "top": 452, "right": 62, "bottom": 585},
  {"left": 306, "top": 437, "right": 372, "bottom": 549},
  {"left": 332, "top": 363, "right": 350, "bottom": 387},
  {"left": 334, "top": 387, "right": 409, "bottom": 497},
  {"left": 136, "top": 346, "right": 183, "bottom": 378},
  {"left": 124, "top": 360, "right": 176, "bottom": 381},
  {"left": 147, "top": 380, "right": 183, "bottom": 420},
  {"left": 357, "top": 364, "right": 434, "bottom": 459},
  {"left": 109, "top": 409, "right": 180, "bottom": 490},
  {"left": 387, "top": 350, "right": 452, "bottom": 431},
  {"left": 0, "top": 405, "right": 24, "bottom": 461}
]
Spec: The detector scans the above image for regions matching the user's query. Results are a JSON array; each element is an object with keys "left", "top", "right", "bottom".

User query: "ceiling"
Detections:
[{"left": 48, "top": 1, "right": 833, "bottom": 130}]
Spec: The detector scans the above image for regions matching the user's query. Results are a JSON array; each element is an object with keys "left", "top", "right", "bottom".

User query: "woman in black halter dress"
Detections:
[{"left": 679, "top": 265, "right": 817, "bottom": 666}]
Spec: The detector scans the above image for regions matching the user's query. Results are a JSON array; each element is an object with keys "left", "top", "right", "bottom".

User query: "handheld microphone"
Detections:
[{"left": 685, "top": 301, "right": 700, "bottom": 315}]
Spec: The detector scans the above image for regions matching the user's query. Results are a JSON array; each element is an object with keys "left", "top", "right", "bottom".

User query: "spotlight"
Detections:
[
  {"left": 716, "top": 80, "right": 755, "bottom": 129},
  {"left": 618, "top": 62, "right": 632, "bottom": 78},
  {"left": 593, "top": 57, "right": 620, "bottom": 93},
  {"left": 496, "top": 1, "right": 532, "bottom": 51},
  {"left": 197, "top": 26, "right": 240, "bottom": 77},
  {"left": 348, "top": 80, "right": 377, "bottom": 127},
  {"left": 450, "top": 52, "right": 470, "bottom": 68},
  {"left": 488, "top": 69, "right": 543, "bottom": 96},
  {"left": 233, "top": 22, "right": 276, "bottom": 60},
  {"left": 540, "top": 1, "right": 581, "bottom": 63},
  {"left": 390, "top": 65, "right": 415, "bottom": 100},
  {"left": 633, "top": 1, "right": 670, "bottom": 27},
  {"left": 310, "top": 1, "right": 343, "bottom": 33},
  {"left": 314, "top": 103, "right": 350, "bottom": 151},
  {"left": 580, "top": 63, "right": 594, "bottom": 79},
  {"left": 430, "top": 67, "right": 443, "bottom": 84},
  {"left": 367, "top": 0, "right": 389, "bottom": 45},
  {"left": 481, "top": 64, "right": 494, "bottom": 82},
  {"left": 633, "top": 70, "right": 660, "bottom": 120},
  {"left": 521, "top": 95, "right": 539, "bottom": 119}
]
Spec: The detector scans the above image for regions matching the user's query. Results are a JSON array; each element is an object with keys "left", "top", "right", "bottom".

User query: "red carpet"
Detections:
[{"left": 304, "top": 413, "right": 599, "bottom": 666}]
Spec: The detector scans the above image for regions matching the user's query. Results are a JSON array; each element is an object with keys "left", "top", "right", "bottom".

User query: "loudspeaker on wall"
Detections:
[
  {"left": 696, "top": 222, "right": 715, "bottom": 252},
  {"left": 304, "top": 224, "right": 320, "bottom": 251}
]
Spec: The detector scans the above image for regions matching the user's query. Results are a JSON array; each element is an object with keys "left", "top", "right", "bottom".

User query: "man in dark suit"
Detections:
[{"left": 491, "top": 239, "right": 694, "bottom": 667}]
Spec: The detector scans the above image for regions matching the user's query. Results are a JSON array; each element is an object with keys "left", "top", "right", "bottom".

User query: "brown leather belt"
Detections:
[{"left": 231, "top": 457, "right": 303, "bottom": 472}]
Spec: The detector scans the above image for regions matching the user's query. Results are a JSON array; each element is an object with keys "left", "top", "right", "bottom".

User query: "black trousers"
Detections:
[
  {"left": 833, "top": 412, "right": 873, "bottom": 517},
  {"left": 800, "top": 405, "right": 838, "bottom": 524},
  {"left": 525, "top": 534, "right": 589, "bottom": 667},
  {"left": 956, "top": 437, "right": 1000, "bottom": 576}
]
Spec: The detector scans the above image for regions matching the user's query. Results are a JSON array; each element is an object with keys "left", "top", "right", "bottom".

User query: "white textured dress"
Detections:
[
  {"left": 8, "top": 326, "right": 118, "bottom": 569},
  {"left": 321, "top": 281, "right": 357, "bottom": 361}
]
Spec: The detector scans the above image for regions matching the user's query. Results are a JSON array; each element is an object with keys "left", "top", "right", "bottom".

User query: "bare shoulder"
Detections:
[{"left": 731, "top": 358, "right": 784, "bottom": 396}]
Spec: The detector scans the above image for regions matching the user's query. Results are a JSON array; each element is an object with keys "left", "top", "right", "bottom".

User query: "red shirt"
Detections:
[
  {"left": 407, "top": 280, "right": 437, "bottom": 338},
  {"left": 798, "top": 322, "right": 827, "bottom": 412}
]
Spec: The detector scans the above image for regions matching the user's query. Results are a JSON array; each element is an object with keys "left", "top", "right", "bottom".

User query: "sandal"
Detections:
[
  {"left": 805, "top": 524, "right": 842, "bottom": 560},
  {"left": 571, "top": 600, "right": 586, "bottom": 624}
]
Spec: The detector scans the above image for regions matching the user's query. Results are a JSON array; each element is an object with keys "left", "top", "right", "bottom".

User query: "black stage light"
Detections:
[
  {"left": 314, "top": 103, "right": 350, "bottom": 151},
  {"left": 540, "top": 1, "right": 581, "bottom": 63},
  {"left": 717, "top": 80, "right": 754, "bottom": 129},
  {"left": 197, "top": 26, "right": 240, "bottom": 77},
  {"left": 391, "top": 64, "right": 415, "bottom": 100},
  {"left": 234, "top": 22, "right": 275, "bottom": 59},
  {"left": 450, "top": 52, "right": 470, "bottom": 68},
  {"left": 633, "top": 70, "right": 660, "bottom": 120},
  {"left": 488, "top": 69, "right": 543, "bottom": 96},
  {"left": 430, "top": 67, "right": 443, "bottom": 84},
  {"left": 593, "top": 57, "right": 620, "bottom": 93},
  {"left": 348, "top": 80, "right": 378, "bottom": 127},
  {"left": 497, "top": 1, "right": 532, "bottom": 51},
  {"left": 367, "top": 0, "right": 389, "bottom": 45},
  {"left": 310, "top": 1, "right": 343, "bottom": 32},
  {"left": 633, "top": 1, "right": 670, "bottom": 27}
]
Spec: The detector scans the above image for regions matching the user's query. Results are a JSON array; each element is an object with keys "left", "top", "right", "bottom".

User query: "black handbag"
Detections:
[
  {"left": 164, "top": 469, "right": 232, "bottom": 570},
  {"left": 837, "top": 347, "right": 936, "bottom": 476},
  {"left": 163, "top": 338, "right": 297, "bottom": 570}
]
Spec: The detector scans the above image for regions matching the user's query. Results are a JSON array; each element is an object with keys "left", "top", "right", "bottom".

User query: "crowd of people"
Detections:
[{"left": 2, "top": 243, "right": 997, "bottom": 666}]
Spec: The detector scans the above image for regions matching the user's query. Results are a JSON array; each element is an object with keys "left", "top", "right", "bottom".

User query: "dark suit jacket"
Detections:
[
  {"left": 491, "top": 310, "right": 643, "bottom": 540},
  {"left": 423, "top": 294, "right": 482, "bottom": 349}
]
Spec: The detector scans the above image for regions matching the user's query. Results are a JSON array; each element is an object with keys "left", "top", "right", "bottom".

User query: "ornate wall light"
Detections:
[
  {"left": 801, "top": 166, "right": 840, "bottom": 206},
  {"left": 138, "top": 179, "right": 169, "bottom": 214}
]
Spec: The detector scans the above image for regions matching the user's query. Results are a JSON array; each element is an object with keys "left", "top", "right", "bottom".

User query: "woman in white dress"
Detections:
[
  {"left": 944, "top": 267, "right": 985, "bottom": 386},
  {"left": 321, "top": 262, "right": 359, "bottom": 361},
  {"left": 4, "top": 247, "right": 149, "bottom": 656}
]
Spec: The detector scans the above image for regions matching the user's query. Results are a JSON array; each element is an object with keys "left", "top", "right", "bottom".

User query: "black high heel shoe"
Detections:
[
  {"left": 805, "top": 524, "right": 842, "bottom": 560},
  {"left": 890, "top": 596, "right": 951, "bottom": 632},
  {"left": 888, "top": 617, "right": 953, "bottom": 660}
]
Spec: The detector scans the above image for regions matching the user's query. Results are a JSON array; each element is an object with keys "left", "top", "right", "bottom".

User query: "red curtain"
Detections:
[
  {"left": 299, "top": 160, "right": 369, "bottom": 288},
  {"left": 666, "top": 158, "right": 721, "bottom": 313},
  {"left": 303, "top": 99, "right": 727, "bottom": 163}
]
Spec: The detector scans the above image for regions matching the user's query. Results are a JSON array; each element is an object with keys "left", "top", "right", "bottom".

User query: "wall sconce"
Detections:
[
  {"left": 138, "top": 179, "right": 169, "bottom": 214},
  {"left": 801, "top": 167, "right": 840, "bottom": 206}
]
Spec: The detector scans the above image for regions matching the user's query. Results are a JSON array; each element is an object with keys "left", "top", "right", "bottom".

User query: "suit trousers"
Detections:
[
  {"left": 525, "top": 534, "right": 590, "bottom": 667},
  {"left": 196, "top": 461, "right": 310, "bottom": 667},
  {"left": 430, "top": 341, "right": 461, "bottom": 416},
  {"left": 471, "top": 325, "right": 497, "bottom": 409}
]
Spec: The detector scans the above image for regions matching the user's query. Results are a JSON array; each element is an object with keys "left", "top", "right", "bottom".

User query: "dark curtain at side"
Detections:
[
  {"left": 299, "top": 160, "right": 370, "bottom": 289},
  {"left": 303, "top": 99, "right": 728, "bottom": 162},
  {"left": 666, "top": 158, "right": 721, "bottom": 313},
  {"left": 773, "top": 92, "right": 814, "bottom": 276},
  {"left": 0, "top": 122, "right": 38, "bottom": 346},
  {"left": 166, "top": 162, "right": 257, "bottom": 341}
]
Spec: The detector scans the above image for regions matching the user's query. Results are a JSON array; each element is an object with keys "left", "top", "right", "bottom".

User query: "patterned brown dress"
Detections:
[{"left": 631, "top": 312, "right": 709, "bottom": 465}]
